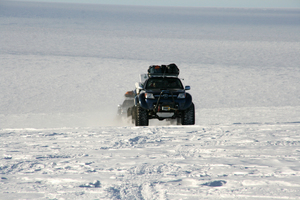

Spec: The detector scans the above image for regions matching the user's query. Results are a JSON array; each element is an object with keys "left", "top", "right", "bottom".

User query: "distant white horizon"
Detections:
[{"left": 11, "top": 0, "right": 300, "bottom": 8}]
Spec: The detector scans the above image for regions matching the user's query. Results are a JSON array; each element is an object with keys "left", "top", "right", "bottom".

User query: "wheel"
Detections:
[
  {"left": 181, "top": 103, "right": 195, "bottom": 125},
  {"left": 130, "top": 107, "right": 136, "bottom": 124},
  {"left": 135, "top": 104, "right": 149, "bottom": 126},
  {"left": 177, "top": 117, "right": 182, "bottom": 125}
]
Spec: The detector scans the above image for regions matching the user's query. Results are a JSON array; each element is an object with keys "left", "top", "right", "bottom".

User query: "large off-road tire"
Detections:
[
  {"left": 127, "top": 107, "right": 134, "bottom": 124},
  {"left": 135, "top": 105, "right": 149, "bottom": 126},
  {"left": 181, "top": 103, "right": 195, "bottom": 125},
  {"left": 177, "top": 117, "right": 182, "bottom": 125}
]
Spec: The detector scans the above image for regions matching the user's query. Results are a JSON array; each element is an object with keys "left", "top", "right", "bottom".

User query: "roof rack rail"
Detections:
[{"left": 148, "top": 73, "right": 179, "bottom": 78}]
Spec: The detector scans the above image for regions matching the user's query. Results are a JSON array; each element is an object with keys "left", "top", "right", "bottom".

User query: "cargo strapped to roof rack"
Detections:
[{"left": 148, "top": 63, "right": 179, "bottom": 77}]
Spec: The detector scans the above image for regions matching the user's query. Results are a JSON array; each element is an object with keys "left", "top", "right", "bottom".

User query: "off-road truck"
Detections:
[{"left": 118, "top": 64, "right": 195, "bottom": 126}]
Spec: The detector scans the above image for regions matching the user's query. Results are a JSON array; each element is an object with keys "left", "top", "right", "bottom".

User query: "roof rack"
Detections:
[
  {"left": 148, "top": 73, "right": 179, "bottom": 78},
  {"left": 147, "top": 64, "right": 180, "bottom": 78}
]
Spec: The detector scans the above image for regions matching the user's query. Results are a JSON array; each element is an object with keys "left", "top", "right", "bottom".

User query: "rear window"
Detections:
[{"left": 145, "top": 78, "right": 183, "bottom": 89}]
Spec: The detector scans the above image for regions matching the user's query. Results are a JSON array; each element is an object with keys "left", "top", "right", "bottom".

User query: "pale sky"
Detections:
[{"left": 14, "top": 0, "right": 300, "bottom": 8}]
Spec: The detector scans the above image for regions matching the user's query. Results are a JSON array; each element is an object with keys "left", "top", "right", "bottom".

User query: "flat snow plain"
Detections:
[{"left": 1, "top": 1, "right": 300, "bottom": 199}]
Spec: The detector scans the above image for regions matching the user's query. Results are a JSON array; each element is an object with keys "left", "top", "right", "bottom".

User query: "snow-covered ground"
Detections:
[
  {"left": 1, "top": 123, "right": 300, "bottom": 199},
  {"left": 1, "top": 1, "right": 300, "bottom": 199}
]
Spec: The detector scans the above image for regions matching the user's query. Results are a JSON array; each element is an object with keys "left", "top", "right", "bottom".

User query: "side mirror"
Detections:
[
  {"left": 185, "top": 85, "right": 190, "bottom": 90},
  {"left": 135, "top": 82, "right": 143, "bottom": 90}
]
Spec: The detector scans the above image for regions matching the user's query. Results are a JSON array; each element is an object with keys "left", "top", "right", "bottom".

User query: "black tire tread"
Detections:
[
  {"left": 182, "top": 103, "right": 195, "bottom": 125},
  {"left": 135, "top": 105, "right": 149, "bottom": 126}
]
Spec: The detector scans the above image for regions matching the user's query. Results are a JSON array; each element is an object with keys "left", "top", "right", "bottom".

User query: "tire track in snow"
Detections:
[{"left": 1, "top": 123, "right": 300, "bottom": 199}]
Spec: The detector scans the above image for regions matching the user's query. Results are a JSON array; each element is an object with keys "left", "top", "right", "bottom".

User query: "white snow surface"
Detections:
[{"left": 1, "top": 1, "right": 300, "bottom": 199}]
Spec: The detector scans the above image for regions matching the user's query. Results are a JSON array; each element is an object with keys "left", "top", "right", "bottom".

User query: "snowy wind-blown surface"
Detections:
[
  {"left": 1, "top": 124, "right": 300, "bottom": 199},
  {"left": 1, "top": 1, "right": 300, "bottom": 199}
]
